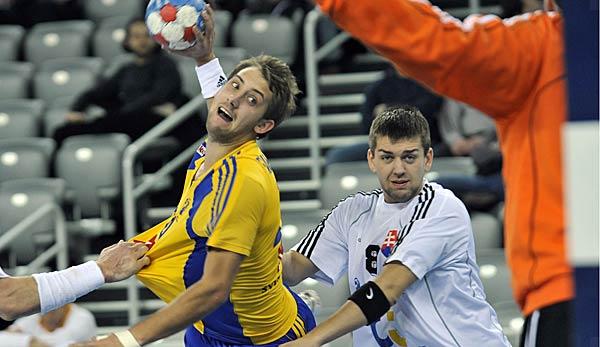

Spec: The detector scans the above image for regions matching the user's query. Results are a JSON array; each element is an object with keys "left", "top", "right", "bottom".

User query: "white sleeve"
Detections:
[
  {"left": 386, "top": 212, "right": 469, "bottom": 279},
  {"left": 291, "top": 204, "right": 351, "bottom": 286},
  {"left": 0, "top": 266, "right": 8, "bottom": 277}
]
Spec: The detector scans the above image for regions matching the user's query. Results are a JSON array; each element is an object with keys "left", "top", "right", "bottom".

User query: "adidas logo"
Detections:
[{"left": 217, "top": 75, "right": 227, "bottom": 88}]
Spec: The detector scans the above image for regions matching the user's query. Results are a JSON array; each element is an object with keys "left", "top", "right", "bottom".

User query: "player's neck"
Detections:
[{"left": 203, "top": 137, "right": 251, "bottom": 167}]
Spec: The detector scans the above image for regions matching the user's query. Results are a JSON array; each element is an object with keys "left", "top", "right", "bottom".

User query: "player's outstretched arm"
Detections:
[
  {"left": 280, "top": 262, "right": 417, "bottom": 347},
  {"left": 71, "top": 248, "right": 243, "bottom": 347},
  {"left": 281, "top": 250, "right": 319, "bottom": 286},
  {"left": 314, "top": 0, "right": 547, "bottom": 117},
  {"left": 163, "top": 4, "right": 223, "bottom": 112},
  {"left": 0, "top": 241, "right": 149, "bottom": 321}
]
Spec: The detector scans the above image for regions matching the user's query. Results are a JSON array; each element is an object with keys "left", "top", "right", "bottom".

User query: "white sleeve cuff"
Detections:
[
  {"left": 33, "top": 261, "right": 105, "bottom": 313},
  {"left": 195, "top": 58, "right": 227, "bottom": 99}
]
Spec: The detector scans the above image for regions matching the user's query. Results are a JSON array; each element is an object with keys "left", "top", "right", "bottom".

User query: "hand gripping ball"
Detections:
[{"left": 145, "top": 0, "right": 206, "bottom": 50}]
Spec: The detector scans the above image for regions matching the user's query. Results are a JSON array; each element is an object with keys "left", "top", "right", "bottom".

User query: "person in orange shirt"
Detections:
[{"left": 286, "top": 0, "right": 571, "bottom": 346}]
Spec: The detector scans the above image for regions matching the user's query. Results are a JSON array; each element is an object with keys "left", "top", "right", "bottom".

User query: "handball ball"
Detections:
[{"left": 145, "top": 0, "right": 206, "bottom": 50}]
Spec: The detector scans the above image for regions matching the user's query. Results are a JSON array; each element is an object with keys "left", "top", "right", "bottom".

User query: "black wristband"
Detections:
[{"left": 348, "top": 281, "right": 391, "bottom": 325}]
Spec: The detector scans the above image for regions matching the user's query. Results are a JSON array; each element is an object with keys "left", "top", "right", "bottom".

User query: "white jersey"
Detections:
[
  {"left": 293, "top": 181, "right": 510, "bottom": 347},
  {"left": 0, "top": 304, "right": 97, "bottom": 347},
  {"left": 0, "top": 266, "right": 8, "bottom": 277}
]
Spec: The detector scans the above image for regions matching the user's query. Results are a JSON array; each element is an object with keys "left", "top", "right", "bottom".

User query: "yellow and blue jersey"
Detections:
[{"left": 132, "top": 140, "right": 309, "bottom": 345}]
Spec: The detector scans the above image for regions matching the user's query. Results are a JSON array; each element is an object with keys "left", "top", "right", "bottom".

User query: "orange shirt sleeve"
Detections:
[{"left": 316, "top": 0, "right": 550, "bottom": 118}]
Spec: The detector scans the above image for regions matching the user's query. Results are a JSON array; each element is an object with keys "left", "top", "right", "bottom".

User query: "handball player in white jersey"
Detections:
[{"left": 281, "top": 106, "right": 510, "bottom": 347}]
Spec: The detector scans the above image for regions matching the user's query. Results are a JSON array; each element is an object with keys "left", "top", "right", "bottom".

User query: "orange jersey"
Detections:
[{"left": 317, "top": 0, "right": 573, "bottom": 315}]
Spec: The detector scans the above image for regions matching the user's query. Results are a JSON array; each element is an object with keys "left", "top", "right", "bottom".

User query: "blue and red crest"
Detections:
[{"left": 380, "top": 229, "right": 399, "bottom": 257}]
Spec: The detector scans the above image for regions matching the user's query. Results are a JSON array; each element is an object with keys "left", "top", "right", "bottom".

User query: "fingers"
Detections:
[
  {"left": 137, "top": 255, "right": 151, "bottom": 269},
  {"left": 200, "top": 4, "right": 215, "bottom": 38},
  {"left": 132, "top": 242, "right": 149, "bottom": 258}
]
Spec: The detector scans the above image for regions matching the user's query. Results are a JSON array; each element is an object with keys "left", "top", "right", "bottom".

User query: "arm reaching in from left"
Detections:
[
  {"left": 0, "top": 241, "right": 149, "bottom": 321},
  {"left": 70, "top": 248, "right": 243, "bottom": 347},
  {"left": 280, "top": 261, "right": 417, "bottom": 347}
]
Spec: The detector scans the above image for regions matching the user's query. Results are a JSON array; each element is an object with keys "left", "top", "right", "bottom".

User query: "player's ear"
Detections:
[
  {"left": 367, "top": 148, "right": 377, "bottom": 173},
  {"left": 424, "top": 147, "right": 433, "bottom": 172},
  {"left": 254, "top": 119, "right": 275, "bottom": 137}
]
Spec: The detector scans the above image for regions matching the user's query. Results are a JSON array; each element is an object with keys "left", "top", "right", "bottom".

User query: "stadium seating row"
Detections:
[{"left": 0, "top": 11, "right": 296, "bottom": 65}]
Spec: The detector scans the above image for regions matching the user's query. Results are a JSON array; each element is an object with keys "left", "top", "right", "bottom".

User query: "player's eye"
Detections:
[
  {"left": 403, "top": 155, "right": 416, "bottom": 163},
  {"left": 380, "top": 155, "right": 393, "bottom": 161},
  {"left": 231, "top": 81, "right": 239, "bottom": 89},
  {"left": 247, "top": 95, "right": 257, "bottom": 106}
]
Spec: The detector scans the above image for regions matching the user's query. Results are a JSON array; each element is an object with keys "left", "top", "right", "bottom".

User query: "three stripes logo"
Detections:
[{"left": 217, "top": 75, "right": 227, "bottom": 88}]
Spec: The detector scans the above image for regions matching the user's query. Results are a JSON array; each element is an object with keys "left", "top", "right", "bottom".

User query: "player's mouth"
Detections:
[
  {"left": 217, "top": 106, "right": 234, "bottom": 123},
  {"left": 391, "top": 179, "right": 409, "bottom": 189}
]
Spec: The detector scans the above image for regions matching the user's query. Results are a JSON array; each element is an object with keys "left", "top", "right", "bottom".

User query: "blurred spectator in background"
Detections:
[
  {"left": 52, "top": 18, "right": 191, "bottom": 147},
  {"left": 435, "top": 99, "right": 504, "bottom": 211},
  {"left": 325, "top": 66, "right": 446, "bottom": 166},
  {"left": 0, "top": 304, "right": 96, "bottom": 347}
]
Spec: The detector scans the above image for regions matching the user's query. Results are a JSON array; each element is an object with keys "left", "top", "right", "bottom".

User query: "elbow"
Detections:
[
  {"left": 283, "top": 273, "right": 302, "bottom": 287},
  {"left": 204, "top": 284, "right": 230, "bottom": 308}
]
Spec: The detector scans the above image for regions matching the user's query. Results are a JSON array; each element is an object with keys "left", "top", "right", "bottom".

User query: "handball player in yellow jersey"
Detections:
[{"left": 73, "top": 4, "right": 315, "bottom": 347}]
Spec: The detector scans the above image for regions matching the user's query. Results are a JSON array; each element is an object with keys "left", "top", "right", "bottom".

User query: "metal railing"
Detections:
[
  {"left": 122, "top": 95, "right": 206, "bottom": 324},
  {"left": 0, "top": 202, "right": 67, "bottom": 273},
  {"left": 304, "top": 9, "right": 346, "bottom": 189}
]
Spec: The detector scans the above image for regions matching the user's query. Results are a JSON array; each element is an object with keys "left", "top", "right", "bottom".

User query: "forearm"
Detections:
[
  {"left": 0, "top": 277, "right": 40, "bottom": 320},
  {"left": 282, "top": 251, "right": 318, "bottom": 286},
  {"left": 302, "top": 301, "right": 367, "bottom": 345},
  {"left": 130, "top": 281, "right": 226, "bottom": 345},
  {"left": 316, "top": 0, "right": 539, "bottom": 116}
]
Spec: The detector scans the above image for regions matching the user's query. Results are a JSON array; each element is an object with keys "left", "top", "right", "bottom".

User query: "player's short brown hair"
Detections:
[
  {"left": 229, "top": 55, "right": 299, "bottom": 138},
  {"left": 368, "top": 105, "right": 431, "bottom": 152}
]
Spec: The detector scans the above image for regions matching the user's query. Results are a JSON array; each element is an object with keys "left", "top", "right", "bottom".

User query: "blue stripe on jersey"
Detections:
[
  {"left": 213, "top": 157, "right": 238, "bottom": 227},
  {"left": 183, "top": 236, "right": 208, "bottom": 288},
  {"left": 208, "top": 160, "right": 229, "bottom": 234},
  {"left": 186, "top": 171, "right": 214, "bottom": 237},
  {"left": 215, "top": 159, "right": 231, "bottom": 218},
  {"left": 183, "top": 170, "right": 213, "bottom": 292},
  {"left": 188, "top": 152, "right": 202, "bottom": 170},
  {"left": 202, "top": 298, "right": 252, "bottom": 345},
  {"left": 274, "top": 227, "right": 282, "bottom": 247}
]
